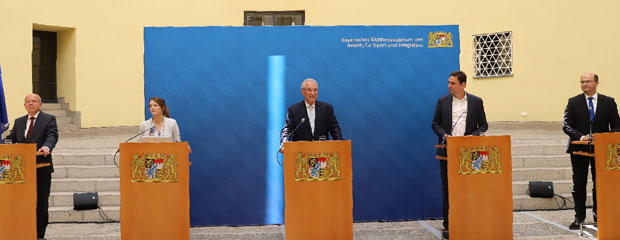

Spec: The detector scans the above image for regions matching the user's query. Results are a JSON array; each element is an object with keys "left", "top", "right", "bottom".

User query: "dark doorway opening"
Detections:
[{"left": 32, "top": 30, "right": 57, "bottom": 103}]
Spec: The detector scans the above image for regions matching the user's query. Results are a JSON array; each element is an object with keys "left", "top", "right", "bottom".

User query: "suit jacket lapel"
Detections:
[
  {"left": 577, "top": 96, "right": 590, "bottom": 122},
  {"left": 313, "top": 101, "right": 320, "bottom": 137},
  {"left": 16, "top": 117, "right": 27, "bottom": 142},
  {"left": 594, "top": 95, "right": 603, "bottom": 121},
  {"left": 446, "top": 96, "right": 453, "bottom": 132},
  {"left": 300, "top": 101, "right": 310, "bottom": 132}
]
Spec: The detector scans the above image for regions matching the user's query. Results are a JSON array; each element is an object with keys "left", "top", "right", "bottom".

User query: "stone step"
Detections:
[
  {"left": 58, "top": 123, "right": 79, "bottom": 132},
  {"left": 512, "top": 144, "right": 567, "bottom": 156},
  {"left": 512, "top": 180, "right": 593, "bottom": 195},
  {"left": 513, "top": 193, "right": 593, "bottom": 210},
  {"left": 50, "top": 206, "right": 120, "bottom": 222},
  {"left": 56, "top": 116, "right": 73, "bottom": 125},
  {"left": 512, "top": 167, "right": 572, "bottom": 181},
  {"left": 50, "top": 191, "right": 120, "bottom": 207},
  {"left": 59, "top": 126, "right": 139, "bottom": 138},
  {"left": 41, "top": 103, "right": 63, "bottom": 110},
  {"left": 51, "top": 178, "right": 120, "bottom": 192},
  {"left": 46, "top": 109, "right": 68, "bottom": 117},
  {"left": 512, "top": 154, "right": 570, "bottom": 168},
  {"left": 53, "top": 154, "right": 116, "bottom": 166},
  {"left": 53, "top": 165, "right": 119, "bottom": 179}
]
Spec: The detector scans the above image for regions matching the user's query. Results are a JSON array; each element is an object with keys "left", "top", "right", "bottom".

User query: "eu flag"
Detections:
[{"left": 0, "top": 64, "right": 9, "bottom": 134}]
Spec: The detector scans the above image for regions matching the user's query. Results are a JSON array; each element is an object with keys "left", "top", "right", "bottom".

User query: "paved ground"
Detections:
[{"left": 45, "top": 209, "right": 597, "bottom": 240}]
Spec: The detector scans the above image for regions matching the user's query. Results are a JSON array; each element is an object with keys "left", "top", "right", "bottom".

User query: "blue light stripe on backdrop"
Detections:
[{"left": 144, "top": 25, "right": 460, "bottom": 226}]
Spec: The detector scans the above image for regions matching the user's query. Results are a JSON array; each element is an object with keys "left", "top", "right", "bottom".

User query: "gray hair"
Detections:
[{"left": 301, "top": 78, "right": 318, "bottom": 89}]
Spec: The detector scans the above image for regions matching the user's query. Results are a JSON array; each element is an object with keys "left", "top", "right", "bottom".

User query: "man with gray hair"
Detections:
[{"left": 280, "top": 78, "right": 342, "bottom": 151}]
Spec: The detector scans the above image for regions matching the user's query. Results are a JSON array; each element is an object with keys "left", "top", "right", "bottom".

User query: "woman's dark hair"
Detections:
[{"left": 149, "top": 97, "right": 170, "bottom": 118}]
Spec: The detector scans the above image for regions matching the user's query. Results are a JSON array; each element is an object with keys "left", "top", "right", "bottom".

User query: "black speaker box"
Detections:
[
  {"left": 528, "top": 181, "right": 554, "bottom": 198},
  {"left": 73, "top": 192, "right": 99, "bottom": 210}
]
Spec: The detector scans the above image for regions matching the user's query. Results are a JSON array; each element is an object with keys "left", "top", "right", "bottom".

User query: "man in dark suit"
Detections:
[
  {"left": 563, "top": 72, "right": 620, "bottom": 230},
  {"left": 431, "top": 71, "right": 488, "bottom": 239},
  {"left": 6, "top": 93, "right": 58, "bottom": 239},
  {"left": 280, "top": 78, "right": 342, "bottom": 151}
]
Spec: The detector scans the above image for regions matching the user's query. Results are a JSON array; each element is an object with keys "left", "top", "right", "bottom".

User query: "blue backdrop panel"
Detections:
[{"left": 144, "top": 25, "right": 460, "bottom": 226}]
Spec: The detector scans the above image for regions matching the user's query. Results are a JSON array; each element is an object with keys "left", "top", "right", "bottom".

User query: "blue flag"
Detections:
[{"left": 0, "top": 64, "right": 9, "bottom": 134}]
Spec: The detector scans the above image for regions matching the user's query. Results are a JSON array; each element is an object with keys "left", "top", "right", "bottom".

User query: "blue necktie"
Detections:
[{"left": 588, "top": 96, "right": 595, "bottom": 123}]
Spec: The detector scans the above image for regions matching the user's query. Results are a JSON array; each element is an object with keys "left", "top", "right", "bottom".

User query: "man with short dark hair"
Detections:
[
  {"left": 431, "top": 71, "right": 488, "bottom": 239},
  {"left": 563, "top": 72, "right": 620, "bottom": 230},
  {"left": 6, "top": 93, "right": 58, "bottom": 239}
]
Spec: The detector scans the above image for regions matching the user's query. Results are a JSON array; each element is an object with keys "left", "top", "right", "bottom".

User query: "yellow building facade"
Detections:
[{"left": 1, "top": 0, "right": 618, "bottom": 127}]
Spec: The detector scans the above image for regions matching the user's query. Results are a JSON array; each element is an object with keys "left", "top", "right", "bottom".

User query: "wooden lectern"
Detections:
[
  {"left": 283, "top": 140, "right": 353, "bottom": 240},
  {"left": 0, "top": 144, "right": 37, "bottom": 240},
  {"left": 446, "top": 136, "right": 513, "bottom": 239},
  {"left": 592, "top": 132, "right": 620, "bottom": 239},
  {"left": 120, "top": 142, "right": 190, "bottom": 240}
]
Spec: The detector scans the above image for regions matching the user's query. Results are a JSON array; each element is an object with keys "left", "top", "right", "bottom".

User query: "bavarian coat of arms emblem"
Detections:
[
  {"left": 457, "top": 146, "right": 502, "bottom": 175},
  {"left": 130, "top": 153, "right": 179, "bottom": 183},
  {"left": 0, "top": 154, "right": 25, "bottom": 184},
  {"left": 295, "top": 152, "right": 342, "bottom": 181}
]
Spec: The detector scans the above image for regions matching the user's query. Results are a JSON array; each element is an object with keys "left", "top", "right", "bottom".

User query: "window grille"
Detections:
[
  {"left": 473, "top": 31, "right": 512, "bottom": 78},
  {"left": 244, "top": 11, "right": 305, "bottom": 26}
]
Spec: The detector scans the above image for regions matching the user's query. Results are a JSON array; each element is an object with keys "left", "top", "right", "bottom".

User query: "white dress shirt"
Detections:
[
  {"left": 451, "top": 94, "right": 468, "bottom": 136},
  {"left": 584, "top": 92, "right": 598, "bottom": 114},
  {"left": 305, "top": 101, "right": 316, "bottom": 135},
  {"left": 24, "top": 111, "right": 41, "bottom": 137}
]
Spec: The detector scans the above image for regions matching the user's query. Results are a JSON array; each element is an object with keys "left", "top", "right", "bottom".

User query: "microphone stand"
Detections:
[
  {"left": 113, "top": 126, "right": 156, "bottom": 167},
  {"left": 441, "top": 111, "right": 467, "bottom": 145},
  {"left": 276, "top": 118, "right": 306, "bottom": 166}
]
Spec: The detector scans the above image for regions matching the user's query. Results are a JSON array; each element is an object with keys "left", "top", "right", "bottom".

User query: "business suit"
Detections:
[
  {"left": 280, "top": 100, "right": 343, "bottom": 143},
  {"left": 431, "top": 92, "right": 488, "bottom": 229},
  {"left": 562, "top": 93, "right": 620, "bottom": 222},
  {"left": 7, "top": 111, "right": 58, "bottom": 238}
]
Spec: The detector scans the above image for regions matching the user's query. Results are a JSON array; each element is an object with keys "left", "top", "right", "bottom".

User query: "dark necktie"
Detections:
[
  {"left": 588, "top": 97, "right": 595, "bottom": 123},
  {"left": 26, "top": 117, "right": 35, "bottom": 140}
]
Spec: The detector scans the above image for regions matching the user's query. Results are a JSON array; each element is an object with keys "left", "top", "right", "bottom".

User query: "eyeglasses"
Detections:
[
  {"left": 580, "top": 80, "right": 596, "bottom": 84},
  {"left": 302, "top": 88, "right": 318, "bottom": 92}
]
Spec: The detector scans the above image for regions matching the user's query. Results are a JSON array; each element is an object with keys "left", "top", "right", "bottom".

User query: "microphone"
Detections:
[
  {"left": 276, "top": 118, "right": 306, "bottom": 166},
  {"left": 113, "top": 125, "right": 156, "bottom": 167},
  {"left": 284, "top": 118, "right": 305, "bottom": 141},
  {"left": 441, "top": 111, "right": 467, "bottom": 145}
]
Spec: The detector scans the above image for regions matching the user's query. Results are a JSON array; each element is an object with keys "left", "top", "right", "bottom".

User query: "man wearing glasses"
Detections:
[
  {"left": 563, "top": 72, "right": 620, "bottom": 229},
  {"left": 280, "top": 78, "right": 342, "bottom": 152}
]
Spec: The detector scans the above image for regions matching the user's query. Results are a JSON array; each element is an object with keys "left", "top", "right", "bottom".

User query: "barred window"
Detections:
[
  {"left": 244, "top": 11, "right": 305, "bottom": 26},
  {"left": 473, "top": 31, "right": 512, "bottom": 78}
]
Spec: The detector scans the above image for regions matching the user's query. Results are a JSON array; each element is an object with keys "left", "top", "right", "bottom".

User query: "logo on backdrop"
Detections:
[
  {"left": 428, "top": 32, "right": 454, "bottom": 48},
  {"left": 605, "top": 144, "right": 620, "bottom": 171},
  {"left": 295, "top": 152, "right": 342, "bottom": 181},
  {"left": 457, "top": 146, "right": 502, "bottom": 175},
  {"left": 131, "top": 153, "right": 178, "bottom": 182},
  {"left": 0, "top": 154, "right": 25, "bottom": 184}
]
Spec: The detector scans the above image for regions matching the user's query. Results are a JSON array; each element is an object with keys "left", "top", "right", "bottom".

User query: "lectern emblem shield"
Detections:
[
  {"left": 0, "top": 155, "right": 25, "bottom": 184},
  {"left": 295, "top": 152, "right": 342, "bottom": 182},
  {"left": 605, "top": 144, "right": 620, "bottom": 170},
  {"left": 131, "top": 153, "right": 178, "bottom": 183},
  {"left": 457, "top": 146, "right": 502, "bottom": 175}
]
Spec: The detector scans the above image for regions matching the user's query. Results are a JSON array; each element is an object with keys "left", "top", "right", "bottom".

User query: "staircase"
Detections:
[
  {"left": 488, "top": 122, "right": 593, "bottom": 211},
  {"left": 43, "top": 98, "right": 80, "bottom": 132},
  {"left": 41, "top": 100, "right": 134, "bottom": 222}
]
